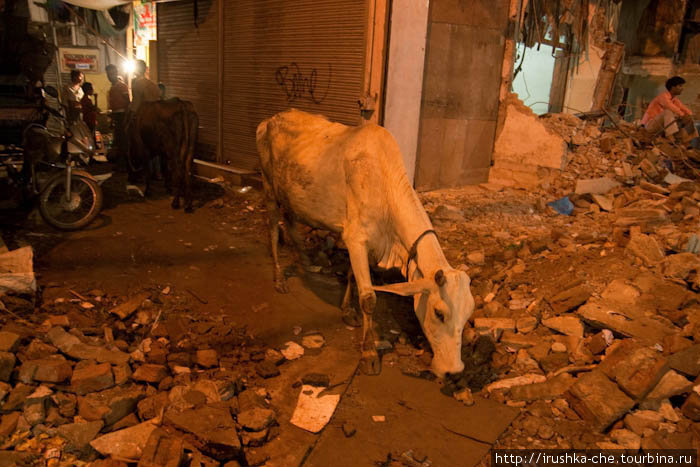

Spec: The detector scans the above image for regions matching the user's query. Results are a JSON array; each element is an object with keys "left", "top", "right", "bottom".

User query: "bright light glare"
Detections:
[{"left": 122, "top": 60, "right": 135, "bottom": 75}]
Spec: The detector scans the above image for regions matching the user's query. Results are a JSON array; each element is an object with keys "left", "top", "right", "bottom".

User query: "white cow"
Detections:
[{"left": 256, "top": 109, "right": 474, "bottom": 377}]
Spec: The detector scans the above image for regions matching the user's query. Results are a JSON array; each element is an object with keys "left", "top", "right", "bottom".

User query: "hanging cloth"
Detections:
[{"left": 61, "top": 0, "right": 130, "bottom": 11}]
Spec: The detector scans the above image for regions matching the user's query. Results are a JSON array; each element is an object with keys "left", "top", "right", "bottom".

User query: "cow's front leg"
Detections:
[
  {"left": 344, "top": 236, "right": 380, "bottom": 375},
  {"left": 143, "top": 157, "right": 153, "bottom": 199},
  {"left": 341, "top": 268, "right": 361, "bottom": 327}
]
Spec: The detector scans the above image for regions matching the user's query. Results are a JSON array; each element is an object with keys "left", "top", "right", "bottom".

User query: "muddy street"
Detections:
[
  {"left": 4, "top": 122, "right": 700, "bottom": 466},
  {"left": 0, "top": 174, "right": 522, "bottom": 467}
]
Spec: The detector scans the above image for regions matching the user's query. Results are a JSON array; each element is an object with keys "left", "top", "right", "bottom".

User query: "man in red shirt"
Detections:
[
  {"left": 106, "top": 64, "right": 130, "bottom": 169},
  {"left": 642, "top": 76, "right": 697, "bottom": 144}
]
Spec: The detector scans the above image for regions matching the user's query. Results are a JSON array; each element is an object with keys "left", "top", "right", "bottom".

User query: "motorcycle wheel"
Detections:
[{"left": 39, "top": 174, "right": 103, "bottom": 230}]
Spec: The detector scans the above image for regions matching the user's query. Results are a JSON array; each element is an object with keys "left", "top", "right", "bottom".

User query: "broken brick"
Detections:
[
  {"left": 132, "top": 364, "right": 168, "bottom": 384},
  {"left": 196, "top": 349, "right": 218, "bottom": 368},
  {"left": 71, "top": 362, "right": 115, "bottom": 395},
  {"left": 137, "top": 428, "right": 184, "bottom": 467},
  {"left": 0, "top": 331, "right": 20, "bottom": 352},
  {"left": 0, "top": 352, "right": 15, "bottom": 382}
]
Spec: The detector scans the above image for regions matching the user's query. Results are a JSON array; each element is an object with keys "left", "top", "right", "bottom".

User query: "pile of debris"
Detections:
[
  {"left": 539, "top": 110, "right": 700, "bottom": 198},
  {"left": 416, "top": 148, "right": 700, "bottom": 451},
  {"left": 0, "top": 281, "right": 326, "bottom": 466}
]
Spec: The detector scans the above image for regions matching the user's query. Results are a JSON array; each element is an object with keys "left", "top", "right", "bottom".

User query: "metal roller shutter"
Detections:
[
  {"left": 221, "top": 0, "right": 368, "bottom": 170},
  {"left": 157, "top": 0, "right": 218, "bottom": 161}
]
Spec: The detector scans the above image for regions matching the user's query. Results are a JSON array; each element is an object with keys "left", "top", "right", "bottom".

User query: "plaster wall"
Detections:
[
  {"left": 383, "top": 0, "right": 430, "bottom": 183},
  {"left": 562, "top": 45, "right": 605, "bottom": 114}
]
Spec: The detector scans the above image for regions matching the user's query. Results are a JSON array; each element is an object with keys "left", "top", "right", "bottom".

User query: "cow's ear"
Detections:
[{"left": 374, "top": 278, "right": 434, "bottom": 297}]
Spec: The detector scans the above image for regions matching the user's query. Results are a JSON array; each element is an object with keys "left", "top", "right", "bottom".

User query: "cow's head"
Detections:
[{"left": 374, "top": 268, "right": 474, "bottom": 377}]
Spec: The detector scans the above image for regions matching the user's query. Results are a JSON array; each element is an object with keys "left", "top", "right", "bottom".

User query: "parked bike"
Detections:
[{"left": 0, "top": 85, "right": 106, "bottom": 230}]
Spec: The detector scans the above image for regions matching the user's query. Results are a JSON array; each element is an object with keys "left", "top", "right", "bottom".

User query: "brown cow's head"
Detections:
[{"left": 374, "top": 268, "right": 474, "bottom": 377}]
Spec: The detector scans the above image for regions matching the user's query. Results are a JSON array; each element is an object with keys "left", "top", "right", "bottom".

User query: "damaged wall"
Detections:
[
  {"left": 489, "top": 93, "right": 568, "bottom": 187},
  {"left": 562, "top": 2, "right": 620, "bottom": 114}
]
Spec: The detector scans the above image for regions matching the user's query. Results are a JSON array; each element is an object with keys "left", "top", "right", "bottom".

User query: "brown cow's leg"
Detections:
[
  {"left": 264, "top": 180, "right": 288, "bottom": 294},
  {"left": 183, "top": 150, "right": 194, "bottom": 213},
  {"left": 343, "top": 235, "right": 380, "bottom": 375},
  {"left": 183, "top": 112, "right": 197, "bottom": 213},
  {"left": 341, "top": 269, "right": 361, "bottom": 327}
]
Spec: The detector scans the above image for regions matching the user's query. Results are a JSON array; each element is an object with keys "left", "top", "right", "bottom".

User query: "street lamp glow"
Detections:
[{"left": 122, "top": 60, "right": 135, "bottom": 75}]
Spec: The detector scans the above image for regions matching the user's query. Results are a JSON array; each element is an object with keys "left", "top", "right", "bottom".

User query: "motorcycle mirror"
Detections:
[{"left": 44, "top": 86, "right": 58, "bottom": 98}]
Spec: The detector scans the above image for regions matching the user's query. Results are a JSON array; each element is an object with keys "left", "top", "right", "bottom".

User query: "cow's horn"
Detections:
[{"left": 434, "top": 269, "right": 446, "bottom": 287}]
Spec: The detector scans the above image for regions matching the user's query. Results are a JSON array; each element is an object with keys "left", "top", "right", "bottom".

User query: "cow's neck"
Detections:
[{"left": 391, "top": 193, "right": 450, "bottom": 280}]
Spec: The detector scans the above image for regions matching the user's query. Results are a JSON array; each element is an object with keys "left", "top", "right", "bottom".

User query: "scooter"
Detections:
[{"left": 0, "top": 86, "right": 106, "bottom": 230}]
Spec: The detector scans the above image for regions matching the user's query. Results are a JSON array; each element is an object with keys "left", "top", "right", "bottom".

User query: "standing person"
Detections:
[
  {"left": 130, "top": 59, "right": 160, "bottom": 113},
  {"left": 80, "top": 82, "right": 98, "bottom": 139},
  {"left": 130, "top": 60, "right": 163, "bottom": 179},
  {"left": 642, "top": 76, "right": 698, "bottom": 145},
  {"left": 63, "top": 70, "right": 84, "bottom": 122},
  {"left": 106, "top": 64, "right": 129, "bottom": 169}
]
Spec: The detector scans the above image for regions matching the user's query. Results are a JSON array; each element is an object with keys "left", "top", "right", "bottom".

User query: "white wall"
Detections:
[
  {"left": 512, "top": 43, "right": 556, "bottom": 114},
  {"left": 383, "top": 0, "right": 430, "bottom": 184}
]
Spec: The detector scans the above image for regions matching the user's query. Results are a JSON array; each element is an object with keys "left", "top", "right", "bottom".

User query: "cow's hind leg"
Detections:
[
  {"left": 341, "top": 269, "right": 361, "bottom": 327},
  {"left": 344, "top": 234, "right": 380, "bottom": 375},
  {"left": 182, "top": 152, "right": 194, "bottom": 213},
  {"left": 264, "top": 180, "right": 288, "bottom": 294},
  {"left": 283, "top": 215, "right": 312, "bottom": 272},
  {"left": 183, "top": 112, "right": 197, "bottom": 213}
]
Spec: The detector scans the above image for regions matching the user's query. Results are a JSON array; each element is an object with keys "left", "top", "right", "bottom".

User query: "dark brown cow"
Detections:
[{"left": 128, "top": 98, "right": 198, "bottom": 212}]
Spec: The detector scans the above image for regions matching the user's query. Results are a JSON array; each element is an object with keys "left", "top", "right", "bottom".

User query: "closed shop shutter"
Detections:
[
  {"left": 221, "top": 0, "right": 368, "bottom": 170},
  {"left": 157, "top": 0, "right": 218, "bottom": 161}
]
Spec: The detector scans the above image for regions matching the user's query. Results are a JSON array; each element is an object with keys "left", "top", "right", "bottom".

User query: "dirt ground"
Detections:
[{"left": 2, "top": 161, "right": 699, "bottom": 466}]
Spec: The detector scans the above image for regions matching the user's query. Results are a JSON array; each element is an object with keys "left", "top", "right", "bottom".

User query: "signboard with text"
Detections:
[{"left": 59, "top": 47, "right": 100, "bottom": 74}]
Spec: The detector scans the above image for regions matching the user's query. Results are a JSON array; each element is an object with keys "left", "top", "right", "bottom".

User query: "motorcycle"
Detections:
[{"left": 0, "top": 85, "right": 105, "bottom": 230}]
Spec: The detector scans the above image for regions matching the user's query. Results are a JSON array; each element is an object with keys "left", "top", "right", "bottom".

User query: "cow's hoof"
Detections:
[
  {"left": 360, "top": 349, "right": 381, "bottom": 375},
  {"left": 184, "top": 206, "right": 194, "bottom": 214},
  {"left": 275, "top": 279, "right": 289, "bottom": 294},
  {"left": 341, "top": 307, "right": 361, "bottom": 328},
  {"left": 171, "top": 200, "right": 180, "bottom": 209}
]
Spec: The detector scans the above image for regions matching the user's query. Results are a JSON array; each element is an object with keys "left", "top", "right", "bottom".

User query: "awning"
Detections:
[{"left": 61, "top": 0, "right": 131, "bottom": 10}]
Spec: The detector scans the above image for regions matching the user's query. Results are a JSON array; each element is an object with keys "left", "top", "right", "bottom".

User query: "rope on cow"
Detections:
[{"left": 405, "top": 229, "right": 438, "bottom": 278}]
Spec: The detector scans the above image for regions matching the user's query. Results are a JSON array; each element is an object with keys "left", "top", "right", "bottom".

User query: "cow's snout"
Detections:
[{"left": 431, "top": 357, "right": 464, "bottom": 379}]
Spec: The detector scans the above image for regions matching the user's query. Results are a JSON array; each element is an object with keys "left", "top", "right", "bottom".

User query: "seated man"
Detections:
[{"left": 642, "top": 76, "right": 698, "bottom": 145}]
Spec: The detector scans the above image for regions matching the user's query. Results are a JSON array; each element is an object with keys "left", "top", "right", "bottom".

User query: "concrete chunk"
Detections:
[
  {"left": 575, "top": 177, "right": 621, "bottom": 195},
  {"left": 90, "top": 420, "right": 158, "bottom": 461},
  {"left": 0, "top": 352, "right": 15, "bottom": 382},
  {"left": 0, "top": 246, "right": 36, "bottom": 294},
  {"left": 667, "top": 344, "right": 700, "bottom": 377},
  {"left": 577, "top": 300, "right": 678, "bottom": 345},
  {"left": 626, "top": 233, "right": 665, "bottom": 266},
  {"left": 597, "top": 340, "right": 668, "bottom": 400},
  {"left": 565, "top": 370, "right": 635, "bottom": 432},
  {"left": 57, "top": 420, "right": 104, "bottom": 455},
  {"left": 138, "top": 428, "right": 184, "bottom": 467},
  {"left": 71, "top": 363, "right": 114, "bottom": 395},
  {"left": 0, "top": 332, "right": 20, "bottom": 352},
  {"left": 132, "top": 364, "right": 168, "bottom": 384},
  {"left": 48, "top": 327, "right": 129, "bottom": 365},
  {"left": 509, "top": 373, "right": 575, "bottom": 401},
  {"left": 109, "top": 292, "right": 150, "bottom": 320},
  {"left": 541, "top": 316, "right": 584, "bottom": 338}
]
